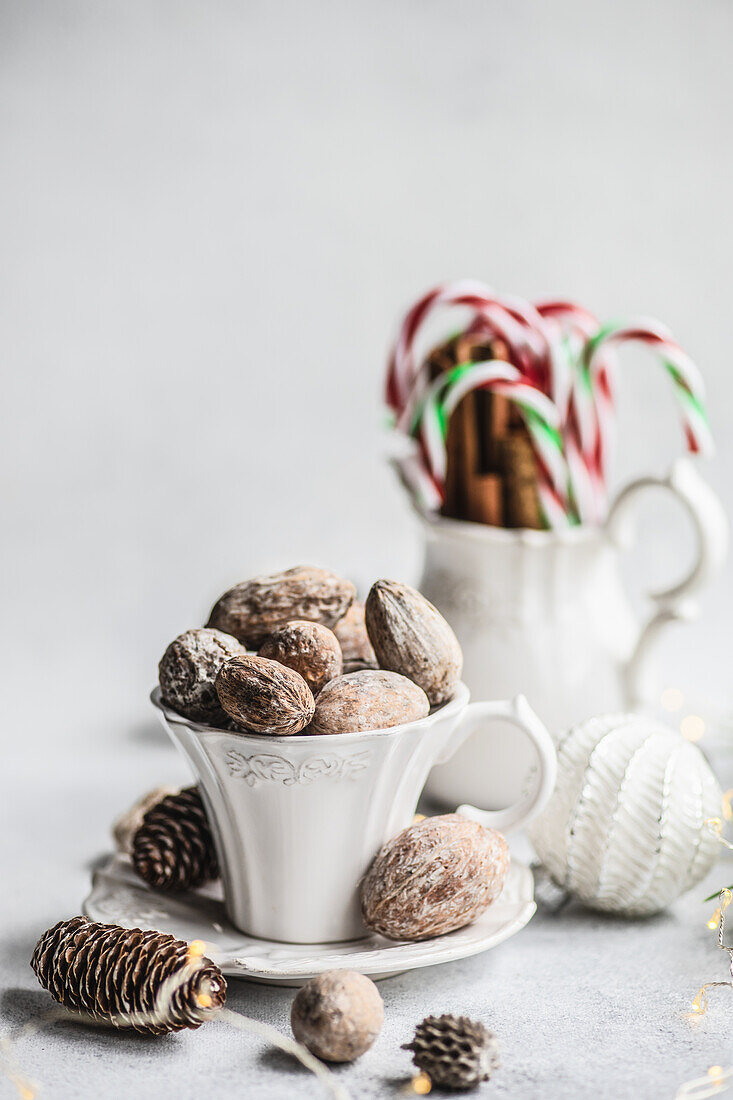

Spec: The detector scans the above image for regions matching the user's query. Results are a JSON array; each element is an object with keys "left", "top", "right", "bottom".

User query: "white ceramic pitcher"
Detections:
[{"left": 420, "top": 458, "right": 728, "bottom": 811}]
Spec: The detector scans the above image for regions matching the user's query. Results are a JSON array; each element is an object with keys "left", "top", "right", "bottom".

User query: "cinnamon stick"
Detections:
[
  {"left": 465, "top": 473, "right": 504, "bottom": 526},
  {"left": 501, "top": 432, "right": 542, "bottom": 529}
]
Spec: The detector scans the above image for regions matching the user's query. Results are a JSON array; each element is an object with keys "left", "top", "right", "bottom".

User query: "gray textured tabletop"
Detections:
[{"left": 3, "top": 663, "right": 733, "bottom": 1100}]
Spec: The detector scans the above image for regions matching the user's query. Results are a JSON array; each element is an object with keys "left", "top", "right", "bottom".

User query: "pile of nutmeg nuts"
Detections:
[{"left": 158, "top": 565, "right": 464, "bottom": 736}]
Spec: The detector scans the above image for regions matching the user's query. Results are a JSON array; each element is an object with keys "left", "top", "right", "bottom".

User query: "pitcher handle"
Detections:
[
  {"left": 438, "top": 695, "right": 557, "bottom": 833},
  {"left": 606, "top": 457, "right": 728, "bottom": 705}
]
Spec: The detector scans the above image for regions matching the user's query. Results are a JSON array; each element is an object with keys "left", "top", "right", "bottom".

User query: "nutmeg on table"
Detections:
[
  {"left": 290, "top": 970, "right": 384, "bottom": 1063},
  {"left": 157, "top": 566, "right": 465, "bottom": 738}
]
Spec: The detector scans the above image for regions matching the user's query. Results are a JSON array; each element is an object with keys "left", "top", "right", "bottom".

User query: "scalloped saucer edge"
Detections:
[{"left": 83, "top": 855, "right": 536, "bottom": 986}]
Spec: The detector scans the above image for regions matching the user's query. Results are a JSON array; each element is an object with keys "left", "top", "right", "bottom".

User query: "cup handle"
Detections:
[
  {"left": 437, "top": 694, "right": 557, "bottom": 833},
  {"left": 606, "top": 457, "right": 728, "bottom": 705}
]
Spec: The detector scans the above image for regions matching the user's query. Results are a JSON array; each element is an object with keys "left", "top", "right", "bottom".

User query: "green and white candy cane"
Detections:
[
  {"left": 584, "top": 318, "right": 714, "bottom": 460},
  {"left": 413, "top": 360, "right": 576, "bottom": 528}
]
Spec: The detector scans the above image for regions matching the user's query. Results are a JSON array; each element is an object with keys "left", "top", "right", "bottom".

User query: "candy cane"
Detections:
[
  {"left": 566, "top": 436, "right": 606, "bottom": 525},
  {"left": 411, "top": 361, "right": 573, "bottom": 527},
  {"left": 534, "top": 300, "right": 604, "bottom": 420},
  {"left": 387, "top": 280, "right": 555, "bottom": 426},
  {"left": 386, "top": 279, "right": 500, "bottom": 416},
  {"left": 535, "top": 301, "right": 624, "bottom": 519},
  {"left": 538, "top": 482, "right": 575, "bottom": 530},
  {"left": 534, "top": 299, "right": 600, "bottom": 340},
  {"left": 584, "top": 319, "right": 714, "bottom": 458},
  {"left": 391, "top": 452, "right": 443, "bottom": 514},
  {"left": 472, "top": 304, "right": 550, "bottom": 390}
]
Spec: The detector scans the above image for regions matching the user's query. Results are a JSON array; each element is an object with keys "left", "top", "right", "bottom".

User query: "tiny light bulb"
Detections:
[
  {"left": 188, "top": 939, "right": 206, "bottom": 959},
  {"left": 661, "top": 687, "right": 685, "bottom": 712},
  {"left": 709, "top": 1065, "right": 724, "bottom": 1079},
  {"left": 681, "top": 715, "right": 705, "bottom": 742},
  {"left": 197, "top": 992, "right": 213, "bottom": 1008},
  {"left": 412, "top": 1072, "right": 432, "bottom": 1095}
]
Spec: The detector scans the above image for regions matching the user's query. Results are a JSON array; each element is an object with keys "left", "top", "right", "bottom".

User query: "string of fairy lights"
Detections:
[
  {"left": 676, "top": 875, "right": 733, "bottom": 1099},
  {"left": 664, "top": 673, "right": 733, "bottom": 1097}
]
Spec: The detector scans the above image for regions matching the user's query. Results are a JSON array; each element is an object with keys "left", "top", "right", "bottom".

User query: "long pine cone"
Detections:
[
  {"left": 132, "top": 787, "right": 219, "bottom": 891},
  {"left": 403, "top": 1013, "right": 500, "bottom": 1089},
  {"left": 31, "top": 916, "right": 226, "bottom": 1034}
]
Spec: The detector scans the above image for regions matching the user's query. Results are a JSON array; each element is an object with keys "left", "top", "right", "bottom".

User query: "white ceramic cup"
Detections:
[{"left": 151, "top": 684, "right": 556, "bottom": 944}]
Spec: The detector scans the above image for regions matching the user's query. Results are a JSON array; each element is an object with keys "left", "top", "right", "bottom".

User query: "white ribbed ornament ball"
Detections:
[{"left": 528, "top": 713, "right": 722, "bottom": 915}]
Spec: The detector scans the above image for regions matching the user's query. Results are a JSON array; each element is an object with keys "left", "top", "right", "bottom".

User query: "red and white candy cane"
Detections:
[
  {"left": 535, "top": 299, "right": 617, "bottom": 520},
  {"left": 532, "top": 299, "right": 605, "bottom": 418},
  {"left": 386, "top": 279, "right": 498, "bottom": 418},
  {"left": 387, "top": 280, "right": 555, "bottom": 430}
]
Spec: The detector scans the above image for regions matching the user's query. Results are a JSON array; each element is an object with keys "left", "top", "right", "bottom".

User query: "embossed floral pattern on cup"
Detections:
[{"left": 224, "top": 749, "right": 371, "bottom": 787}]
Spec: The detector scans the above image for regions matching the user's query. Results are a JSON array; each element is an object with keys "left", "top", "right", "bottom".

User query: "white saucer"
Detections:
[{"left": 83, "top": 855, "right": 536, "bottom": 986}]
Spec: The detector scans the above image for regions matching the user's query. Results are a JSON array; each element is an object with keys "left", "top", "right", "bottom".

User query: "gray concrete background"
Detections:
[{"left": 2, "top": 1, "right": 733, "bottom": 1096}]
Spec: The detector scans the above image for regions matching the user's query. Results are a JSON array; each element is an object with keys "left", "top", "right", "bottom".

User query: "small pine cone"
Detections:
[
  {"left": 132, "top": 787, "right": 219, "bottom": 892},
  {"left": 31, "top": 916, "right": 226, "bottom": 1034},
  {"left": 403, "top": 1014, "right": 500, "bottom": 1090},
  {"left": 112, "top": 786, "right": 177, "bottom": 853}
]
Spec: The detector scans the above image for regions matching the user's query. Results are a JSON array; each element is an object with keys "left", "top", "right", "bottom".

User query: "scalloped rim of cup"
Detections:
[{"left": 150, "top": 682, "right": 469, "bottom": 747}]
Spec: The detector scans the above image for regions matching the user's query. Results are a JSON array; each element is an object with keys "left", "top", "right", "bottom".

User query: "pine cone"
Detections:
[
  {"left": 402, "top": 1014, "right": 500, "bottom": 1090},
  {"left": 31, "top": 916, "right": 226, "bottom": 1034},
  {"left": 131, "top": 787, "right": 219, "bottom": 891}
]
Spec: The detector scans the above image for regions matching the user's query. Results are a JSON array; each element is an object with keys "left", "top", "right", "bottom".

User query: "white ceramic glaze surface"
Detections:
[
  {"left": 83, "top": 853, "right": 536, "bottom": 985},
  {"left": 151, "top": 685, "right": 555, "bottom": 944},
  {"left": 527, "top": 712, "right": 722, "bottom": 915},
  {"left": 419, "top": 458, "right": 727, "bottom": 810}
]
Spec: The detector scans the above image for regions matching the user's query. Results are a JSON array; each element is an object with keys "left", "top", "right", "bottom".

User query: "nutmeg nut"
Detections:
[
  {"left": 215, "top": 655, "right": 315, "bottom": 735},
  {"left": 333, "top": 601, "right": 377, "bottom": 673},
  {"left": 258, "top": 620, "right": 342, "bottom": 695},
  {"left": 207, "top": 566, "right": 356, "bottom": 648},
  {"left": 365, "top": 580, "right": 463, "bottom": 706},
  {"left": 361, "top": 814, "right": 509, "bottom": 941},
  {"left": 158, "top": 627, "right": 246, "bottom": 725},
  {"left": 310, "top": 670, "right": 429, "bottom": 736},
  {"left": 291, "top": 970, "right": 383, "bottom": 1062}
]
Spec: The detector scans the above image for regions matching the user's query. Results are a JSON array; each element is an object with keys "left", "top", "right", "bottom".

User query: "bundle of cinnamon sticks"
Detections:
[{"left": 426, "top": 333, "right": 542, "bottom": 529}]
